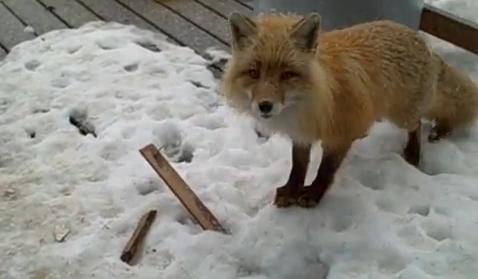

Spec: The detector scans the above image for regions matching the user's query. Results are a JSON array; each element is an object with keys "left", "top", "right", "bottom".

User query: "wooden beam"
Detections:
[
  {"left": 140, "top": 144, "right": 228, "bottom": 234},
  {"left": 420, "top": 4, "right": 478, "bottom": 55}
]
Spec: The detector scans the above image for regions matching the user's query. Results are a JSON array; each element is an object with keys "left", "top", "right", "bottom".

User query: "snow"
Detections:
[
  {"left": 1, "top": 1, "right": 478, "bottom": 278},
  {"left": 23, "top": 26, "right": 35, "bottom": 34}
]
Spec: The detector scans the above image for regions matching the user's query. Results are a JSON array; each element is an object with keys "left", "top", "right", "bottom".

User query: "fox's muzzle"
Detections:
[{"left": 251, "top": 82, "right": 284, "bottom": 118}]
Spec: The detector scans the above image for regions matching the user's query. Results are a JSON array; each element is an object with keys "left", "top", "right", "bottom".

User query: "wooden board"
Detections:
[
  {"left": 140, "top": 144, "right": 227, "bottom": 234},
  {"left": 2, "top": 0, "right": 67, "bottom": 35},
  {"left": 120, "top": 210, "right": 157, "bottom": 265},
  {"left": 0, "top": 3, "right": 36, "bottom": 50},
  {"left": 0, "top": 47, "right": 7, "bottom": 60},
  {"left": 420, "top": 4, "right": 478, "bottom": 55},
  {"left": 38, "top": 0, "right": 98, "bottom": 28},
  {"left": 235, "top": 0, "right": 253, "bottom": 10},
  {"left": 118, "top": 0, "right": 228, "bottom": 55},
  {"left": 80, "top": 0, "right": 224, "bottom": 75},
  {"left": 195, "top": 0, "right": 253, "bottom": 18},
  {"left": 155, "top": 0, "right": 231, "bottom": 45},
  {"left": 78, "top": 0, "right": 160, "bottom": 33}
]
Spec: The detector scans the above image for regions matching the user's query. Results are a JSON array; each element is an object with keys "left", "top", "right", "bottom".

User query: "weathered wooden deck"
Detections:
[
  {"left": 1, "top": 0, "right": 477, "bottom": 69},
  {"left": 0, "top": 0, "right": 256, "bottom": 71}
]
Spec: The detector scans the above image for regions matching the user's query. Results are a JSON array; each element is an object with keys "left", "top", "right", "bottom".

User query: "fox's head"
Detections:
[{"left": 222, "top": 12, "right": 326, "bottom": 120}]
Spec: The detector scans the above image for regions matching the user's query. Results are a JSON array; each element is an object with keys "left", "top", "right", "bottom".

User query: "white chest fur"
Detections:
[{"left": 255, "top": 106, "right": 317, "bottom": 145}]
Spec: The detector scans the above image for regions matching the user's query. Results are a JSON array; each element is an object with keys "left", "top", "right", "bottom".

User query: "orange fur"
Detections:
[{"left": 222, "top": 12, "right": 478, "bottom": 152}]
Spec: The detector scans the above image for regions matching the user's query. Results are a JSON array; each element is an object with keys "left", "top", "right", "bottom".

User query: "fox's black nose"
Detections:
[{"left": 258, "top": 101, "right": 273, "bottom": 114}]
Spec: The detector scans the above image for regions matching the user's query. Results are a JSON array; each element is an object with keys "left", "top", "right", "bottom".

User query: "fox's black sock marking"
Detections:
[
  {"left": 404, "top": 123, "right": 421, "bottom": 166},
  {"left": 274, "top": 143, "right": 310, "bottom": 207}
]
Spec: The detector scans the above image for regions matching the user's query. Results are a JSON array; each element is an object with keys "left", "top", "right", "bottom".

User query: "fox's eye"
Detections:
[
  {"left": 280, "top": 71, "right": 298, "bottom": 80},
  {"left": 248, "top": 69, "right": 260, "bottom": 79}
]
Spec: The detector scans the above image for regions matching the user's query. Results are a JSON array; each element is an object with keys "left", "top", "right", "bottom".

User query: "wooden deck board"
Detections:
[
  {"left": 118, "top": 0, "right": 228, "bottom": 55},
  {"left": 2, "top": 0, "right": 67, "bottom": 35},
  {"left": 0, "top": 0, "right": 237, "bottom": 61},
  {"left": 38, "top": 0, "right": 99, "bottom": 28},
  {"left": 156, "top": 0, "right": 231, "bottom": 45},
  {"left": 77, "top": 0, "right": 159, "bottom": 32},
  {"left": 195, "top": 0, "right": 252, "bottom": 18},
  {"left": 0, "top": 3, "right": 36, "bottom": 50},
  {"left": 0, "top": 47, "right": 6, "bottom": 60},
  {"left": 235, "top": 0, "right": 253, "bottom": 10}
]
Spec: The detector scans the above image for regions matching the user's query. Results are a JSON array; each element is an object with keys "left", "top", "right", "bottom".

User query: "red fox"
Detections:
[{"left": 221, "top": 12, "right": 478, "bottom": 208}]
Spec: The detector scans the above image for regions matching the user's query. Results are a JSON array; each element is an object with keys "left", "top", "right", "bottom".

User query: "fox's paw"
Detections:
[
  {"left": 273, "top": 185, "right": 299, "bottom": 208},
  {"left": 296, "top": 187, "right": 324, "bottom": 208},
  {"left": 428, "top": 126, "right": 451, "bottom": 143}
]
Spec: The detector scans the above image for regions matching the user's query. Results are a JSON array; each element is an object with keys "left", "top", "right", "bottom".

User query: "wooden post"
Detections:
[{"left": 140, "top": 144, "right": 228, "bottom": 234}]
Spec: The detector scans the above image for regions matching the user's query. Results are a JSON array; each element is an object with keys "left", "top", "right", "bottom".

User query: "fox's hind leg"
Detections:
[
  {"left": 403, "top": 121, "right": 422, "bottom": 167},
  {"left": 274, "top": 143, "right": 310, "bottom": 208},
  {"left": 389, "top": 111, "right": 423, "bottom": 167}
]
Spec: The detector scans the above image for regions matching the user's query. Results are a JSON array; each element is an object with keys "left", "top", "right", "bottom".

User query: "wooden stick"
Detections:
[
  {"left": 420, "top": 4, "right": 478, "bottom": 55},
  {"left": 140, "top": 144, "right": 228, "bottom": 234},
  {"left": 120, "top": 210, "right": 157, "bottom": 264}
]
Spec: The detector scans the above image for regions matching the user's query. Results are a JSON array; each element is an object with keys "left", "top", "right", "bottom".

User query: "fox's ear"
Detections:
[
  {"left": 290, "top": 13, "right": 321, "bottom": 51},
  {"left": 229, "top": 12, "right": 257, "bottom": 50}
]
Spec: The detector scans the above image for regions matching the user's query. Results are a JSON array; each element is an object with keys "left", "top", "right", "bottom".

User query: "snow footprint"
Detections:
[
  {"left": 24, "top": 128, "right": 36, "bottom": 139},
  {"left": 25, "top": 60, "right": 41, "bottom": 71},
  {"left": 146, "top": 103, "right": 172, "bottom": 121},
  {"left": 134, "top": 177, "right": 161, "bottom": 195},
  {"left": 66, "top": 45, "right": 82, "bottom": 54},
  {"left": 377, "top": 246, "right": 407, "bottom": 274},
  {"left": 69, "top": 108, "right": 97, "bottom": 137},
  {"left": 189, "top": 114, "right": 226, "bottom": 130},
  {"left": 123, "top": 63, "right": 139, "bottom": 72},
  {"left": 376, "top": 196, "right": 401, "bottom": 214},
  {"left": 135, "top": 40, "right": 162, "bottom": 52},
  {"left": 153, "top": 122, "right": 195, "bottom": 163},
  {"left": 323, "top": 196, "right": 362, "bottom": 232},
  {"left": 51, "top": 72, "right": 72, "bottom": 89},
  {"left": 397, "top": 224, "right": 436, "bottom": 251},
  {"left": 99, "top": 141, "right": 126, "bottom": 161},
  {"left": 121, "top": 125, "right": 136, "bottom": 140},
  {"left": 420, "top": 219, "right": 453, "bottom": 242},
  {"left": 407, "top": 204, "right": 430, "bottom": 217},
  {"left": 96, "top": 37, "right": 123, "bottom": 50},
  {"left": 348, "top": 161, "right": 387, "bottom": 191},
  {"left": 432, "top": 205, "right": 452, "bottom": 217},
  {"left": 51, "top": 77, "right": 70, "bottom": 88}
]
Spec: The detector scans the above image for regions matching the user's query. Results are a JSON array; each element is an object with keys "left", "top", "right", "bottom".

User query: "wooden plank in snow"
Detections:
[
  {"left": 120, "top": 210, "right": 157, "bottom": 265},
  {"left": 140, "top": 144, "right": 227, "bottom": 234}
]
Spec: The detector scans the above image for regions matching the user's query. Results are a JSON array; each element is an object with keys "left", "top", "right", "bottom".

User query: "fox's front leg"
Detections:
[
  {"left": 274, "top": 143, "right": 310, "bottom": 208},
  {"left": 296, "top": 143, "right": 351, "bottom": 208}
]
